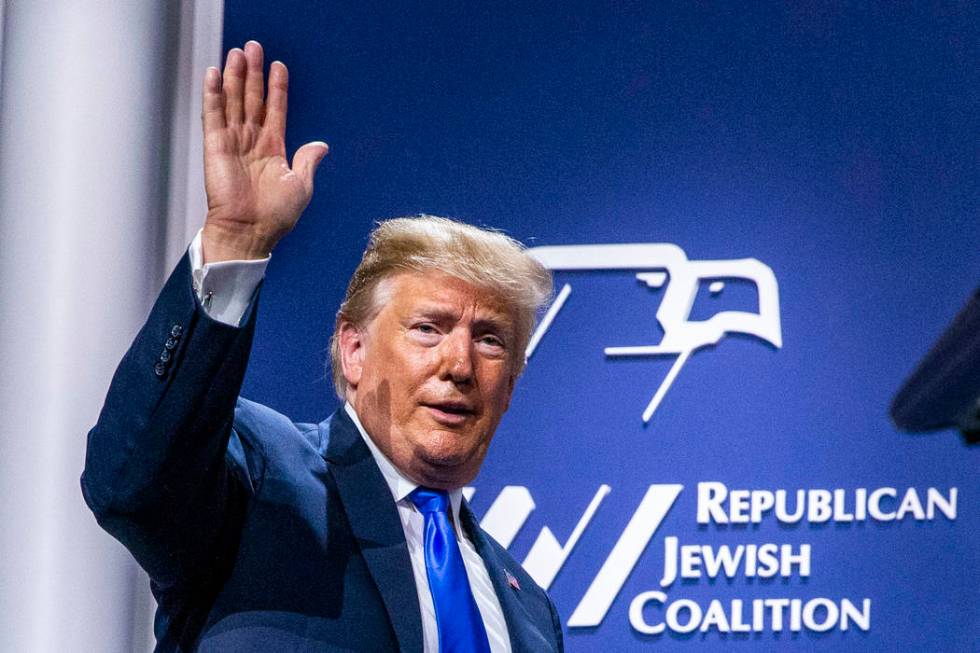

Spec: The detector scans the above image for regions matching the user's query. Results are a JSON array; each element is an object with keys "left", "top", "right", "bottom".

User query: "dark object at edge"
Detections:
[{"left": 891, "top": 287, "right": 980, "bottom": 445}]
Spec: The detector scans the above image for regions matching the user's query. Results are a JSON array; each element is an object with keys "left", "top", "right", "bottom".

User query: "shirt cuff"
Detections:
[{"left": 188, "top": 229, "right": 269, "bottom": 327}]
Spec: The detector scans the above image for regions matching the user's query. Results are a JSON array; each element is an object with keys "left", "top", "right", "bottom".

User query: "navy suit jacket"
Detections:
[{"left": 81, "top": 255, "right": 564, "bottom": 652}]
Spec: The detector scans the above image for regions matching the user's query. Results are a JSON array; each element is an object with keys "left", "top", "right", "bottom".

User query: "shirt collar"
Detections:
[{"left": 344, "top": 402, "right": 463, "bottom": 518}]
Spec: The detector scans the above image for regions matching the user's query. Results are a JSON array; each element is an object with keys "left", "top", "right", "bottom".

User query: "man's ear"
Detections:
[{"left": 338, "top": 321, "right": 366, "bottom": 389}]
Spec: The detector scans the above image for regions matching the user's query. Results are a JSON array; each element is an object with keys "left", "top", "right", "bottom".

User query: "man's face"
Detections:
[{"left": 340, "top": 271, "right": 518, "bottom": 489}]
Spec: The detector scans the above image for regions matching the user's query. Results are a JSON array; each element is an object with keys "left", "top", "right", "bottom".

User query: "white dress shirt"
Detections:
[
  {"left": 187, "top": 231, "right": 512, "bottom": 652},
  {"left": 344, "top": 403, "right": 511, "bottom": 653}
]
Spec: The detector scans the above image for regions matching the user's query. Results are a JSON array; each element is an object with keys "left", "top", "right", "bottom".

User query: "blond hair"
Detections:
[{"left": 329, "top": 215, "right": 553, "bottom": 399}]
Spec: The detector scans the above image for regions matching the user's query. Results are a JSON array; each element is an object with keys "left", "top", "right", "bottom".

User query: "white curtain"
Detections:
[{"left": 0, "top": 1, "right": 223, "bottom": 650}]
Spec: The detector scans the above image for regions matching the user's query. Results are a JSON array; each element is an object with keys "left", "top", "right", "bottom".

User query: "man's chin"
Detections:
[
  {"left": 411, "top": 444, "right": 483, "bottom": 487},
  {"left": 417, "top": 447, "right": 470, "bottom": 471}
]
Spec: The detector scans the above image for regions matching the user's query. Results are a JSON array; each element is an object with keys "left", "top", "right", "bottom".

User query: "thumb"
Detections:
[{"left": 292, "top": 141, "right": 329, "bottom": 191}]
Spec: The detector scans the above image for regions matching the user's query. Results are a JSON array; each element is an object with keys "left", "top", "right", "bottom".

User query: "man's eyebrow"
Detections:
[
  {"left": 409, "top": 305, "right": 513, "bottom": 333},
  {"left": 408, "top": 305, "right": 459, "bottom": 320},
  {"left": 472, "top": 316, "right": 514, "bottom": 336}
]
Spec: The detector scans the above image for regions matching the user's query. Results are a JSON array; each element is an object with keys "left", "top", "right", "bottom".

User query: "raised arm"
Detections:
[
  {"left": 201, "top": 41, "right": 328, "bottom": 262},
  {"left": 81, "top": 42, "right": 326, "bottom": 590}
]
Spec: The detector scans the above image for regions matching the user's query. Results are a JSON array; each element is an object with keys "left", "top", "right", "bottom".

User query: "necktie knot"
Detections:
[{"left": 409, "top": 487, "right": 450, "bottom": 514}]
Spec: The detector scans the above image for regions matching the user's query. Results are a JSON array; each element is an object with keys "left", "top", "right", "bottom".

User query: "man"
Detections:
[{"left": 81, "top": 41, "right": 561, "bottom": 652}]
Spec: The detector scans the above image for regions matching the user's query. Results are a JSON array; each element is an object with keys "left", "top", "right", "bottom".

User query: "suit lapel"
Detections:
[
  {"left": 459, "top": 501, "right": 543, "bottom": 653},
  {"left": 321, "top": 410, "right": 424, "bottom": 653}
]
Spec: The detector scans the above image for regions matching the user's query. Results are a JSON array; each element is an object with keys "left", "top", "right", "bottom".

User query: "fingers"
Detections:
[
  {"left": 222, "top": 48, "right": 247, "bottom": 124},
  {"left": 206, "top": 42, "right": 297, "bottom": 155},
  {"left": 202, "top": 67, "right": 225, "bottom": 132},
  {"left": 265, "top": 61, "right": 289, "bottom": 140},
  {"left": 243, "top": 41, "right": 265, "bottom": 124},
  {"left": 292, "top": 141, "right": 330, "bottom": 191}
]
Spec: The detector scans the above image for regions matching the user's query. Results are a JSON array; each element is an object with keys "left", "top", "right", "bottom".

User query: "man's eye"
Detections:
[
  {"left": 479, "top": 335, "right": 505, "bottom": 348},
  {"left": 414, "top": 323, "right": 439, "bottom": 334}
]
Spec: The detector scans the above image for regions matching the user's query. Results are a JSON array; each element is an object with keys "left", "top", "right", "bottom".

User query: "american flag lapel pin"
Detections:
[{"left": 506, "top": 570, "right": 521, "bottom": 591}]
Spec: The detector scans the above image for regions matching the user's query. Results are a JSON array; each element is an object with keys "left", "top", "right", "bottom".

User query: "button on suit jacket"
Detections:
[{"left": 81, "top": 254, "right": 564, "bottom": 652}]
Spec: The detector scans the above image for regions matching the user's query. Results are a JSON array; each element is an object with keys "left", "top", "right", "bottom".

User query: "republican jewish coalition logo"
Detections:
[{"left": 524, "top": 244, "right": 782, "bottom": 422}]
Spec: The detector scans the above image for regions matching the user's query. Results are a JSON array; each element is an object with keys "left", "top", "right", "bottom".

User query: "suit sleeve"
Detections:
[{"left": 80, "top": 252, "right": 266, "bottom": 590}]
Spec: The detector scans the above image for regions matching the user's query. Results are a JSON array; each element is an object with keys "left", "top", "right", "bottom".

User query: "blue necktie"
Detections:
[{"left": 409, "top": 487, "right": 492, "bottom": 653}]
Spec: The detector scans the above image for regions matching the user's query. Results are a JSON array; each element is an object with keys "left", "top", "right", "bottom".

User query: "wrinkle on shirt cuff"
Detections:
[{"left": 188, "top": 229, "right": 269, "bottom": 327}]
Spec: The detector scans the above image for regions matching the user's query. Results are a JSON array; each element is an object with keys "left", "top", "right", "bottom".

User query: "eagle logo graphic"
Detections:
[{"left": 525, "top": 244, "right": 782, "bottom": 423}]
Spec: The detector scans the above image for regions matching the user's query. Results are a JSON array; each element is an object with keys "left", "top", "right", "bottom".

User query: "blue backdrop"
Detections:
[{"left": 225, "top": 2, "right": 978, "bottom": 651}]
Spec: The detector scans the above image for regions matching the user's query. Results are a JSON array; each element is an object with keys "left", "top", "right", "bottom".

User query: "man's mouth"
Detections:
[{"left": 422, "top": 401, "right": 476, "bottom": 425}]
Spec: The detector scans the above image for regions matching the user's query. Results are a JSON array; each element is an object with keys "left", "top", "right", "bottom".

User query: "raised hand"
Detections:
[{"left": 201, "top": 41, "right": 328, "bottom": 262}]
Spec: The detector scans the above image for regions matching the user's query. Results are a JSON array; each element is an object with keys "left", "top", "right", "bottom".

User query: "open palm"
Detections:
[{"left": 202, "top": 41, "right": 327, "bottom": 262}]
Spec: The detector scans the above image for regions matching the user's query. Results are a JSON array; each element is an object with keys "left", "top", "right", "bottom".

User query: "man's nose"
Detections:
[{"left": 439, "top": 330, "right": 474, "bottom": 385}]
